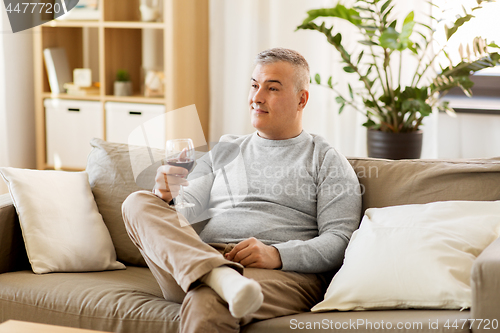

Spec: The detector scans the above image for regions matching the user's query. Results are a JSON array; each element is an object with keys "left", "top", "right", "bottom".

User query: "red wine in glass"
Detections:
[
  {"left": 165, "top": 138, "right": 195, "bottom": 208},
  {"left": 166, "top": 158, "right": 194, "bottom": 173}
]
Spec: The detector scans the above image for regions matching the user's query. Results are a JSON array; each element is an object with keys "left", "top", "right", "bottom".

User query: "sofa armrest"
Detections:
[
  {"left": 471, "top": 236, "right": 500, "bottom": 333},
  {"left": 0, "top": 194, "right": 29, "bottom": 274}
]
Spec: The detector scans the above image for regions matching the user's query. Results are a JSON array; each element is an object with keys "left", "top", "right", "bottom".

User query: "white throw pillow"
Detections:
[
  {"left": 312, "top": 200, "right": 500, "bottom": 312},
  {"left": 0, "top": 167, "right": 125, "bottom": 274}
]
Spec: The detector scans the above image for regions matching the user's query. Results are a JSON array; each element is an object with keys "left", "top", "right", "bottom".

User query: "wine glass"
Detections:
[{"left": 165, "top": 138, "right": 195, "bottom": 209}]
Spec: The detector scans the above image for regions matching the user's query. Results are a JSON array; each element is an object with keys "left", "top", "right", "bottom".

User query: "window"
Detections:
[{"left": 432, "top": 0, "right": 500, "bottom": 101}]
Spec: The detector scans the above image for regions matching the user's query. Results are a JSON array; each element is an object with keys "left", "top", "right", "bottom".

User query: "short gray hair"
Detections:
[{"left": 255, "top": 48, "right": 310, "bottom": 92}]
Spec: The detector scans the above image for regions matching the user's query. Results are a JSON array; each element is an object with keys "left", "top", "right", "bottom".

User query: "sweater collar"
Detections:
[{"left": 251, "top": 130, "right": 310, "bottom": 147}]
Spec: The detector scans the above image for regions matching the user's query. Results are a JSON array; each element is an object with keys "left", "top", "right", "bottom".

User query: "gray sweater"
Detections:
[{"left": 182, "top": 131, "right": 362, "bottom": 273}]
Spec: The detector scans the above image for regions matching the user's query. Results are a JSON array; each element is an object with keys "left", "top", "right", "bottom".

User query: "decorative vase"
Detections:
[
  {"left": 367, "top": 129, "right": 423, "bottom": 160},
  {"left": 114, "top": 81, "right": 132, "bottom": 96}
]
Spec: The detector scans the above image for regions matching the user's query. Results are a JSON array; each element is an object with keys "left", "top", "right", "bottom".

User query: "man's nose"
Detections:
[{"left": 251, "top": 87, "right": 265, "bottom": 104}]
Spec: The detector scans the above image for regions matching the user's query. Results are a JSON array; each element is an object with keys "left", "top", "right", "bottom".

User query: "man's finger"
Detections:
[
  {"left": 165, "top": 175, "right": 189, "bottom": 186},
  {"left": 231, "top": 246, "right": 252, "bottom": 263},
  {"left": 159, "top": 165, "right": 189, "bottom": 178},
  {"left": 239, "top": 255, "right": 258, "bottom": 267},
  {"left": 154, "top": 188, "right": 171, "bottom": 201},
  {"left": 225, "top": 239, "right": 250, "bottom": 261}
]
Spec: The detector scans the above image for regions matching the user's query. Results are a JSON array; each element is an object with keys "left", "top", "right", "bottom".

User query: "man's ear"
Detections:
[{"left": 298, "top": 90, "right": 309, "bottom": 111}]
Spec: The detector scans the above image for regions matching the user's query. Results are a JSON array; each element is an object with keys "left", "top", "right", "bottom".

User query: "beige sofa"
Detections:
[{"left": 0, "top": 139, "right": 499, "bottom": 333}]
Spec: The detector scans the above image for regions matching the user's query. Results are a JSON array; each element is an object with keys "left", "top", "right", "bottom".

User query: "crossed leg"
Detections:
[{"left": 122, "top": 190, "right": 328, "bottom": 333}]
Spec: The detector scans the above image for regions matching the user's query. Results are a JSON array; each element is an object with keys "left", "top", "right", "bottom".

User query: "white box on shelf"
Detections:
[
  {"left": 45, "top": 99, "right": 103, "bottom": 169},
  {"left": 105, "top": 102, "right": 166, "bottom": 149}
]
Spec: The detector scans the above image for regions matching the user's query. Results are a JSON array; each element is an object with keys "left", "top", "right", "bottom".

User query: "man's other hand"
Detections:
[
  {"left": 153, "top": 165, "right": 189, "bottom": 202},
  {"left": 225, "top": 237, "right": 282, "bottom": 269}
]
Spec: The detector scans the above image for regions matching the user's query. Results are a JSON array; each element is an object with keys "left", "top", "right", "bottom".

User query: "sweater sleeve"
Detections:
[{"left": 273, "top": 148, "right": 362, "bottom": 273}]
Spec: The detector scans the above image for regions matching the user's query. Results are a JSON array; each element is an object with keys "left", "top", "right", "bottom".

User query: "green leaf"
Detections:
[
  {"left": 343, "top": 66, "right": 356, "bottom": 73},
  {"left": 327, "top": 76, "right": 333, "bottom": 88},
  {"left": 300, "top": 4, "right": 362, "bottom": 27},
  {"left": 382, "top": 5, "right": 394, "bottom": 24},
  {"left": 359, "top": 40, "right": 378, "bottom": 46},
  {"left": 353, "top": 6, "right": 375, "bottom": 13},
  {"left": 389, "top": 20, "right": 397, "bottom": 29},
  {"left": 399, "top": 11, "right": 415, "bottom": 44},
  {"left": 350, "top": 15, "right": 375, "bottom": 21},
  {"left": 339, "top": 103, "right": 346, "bottom": 114},
  {"left": 381, "top": 0, "right": 393, "bottom": 13},
  {"left": 336, "top": 96, "right": 346, "bottom": 104},
  {"left": 297, "top": 22, "right": 354, "bottom": 64},
  {"left": 488, "top": 42, "right": 500, "bottom": 49},
  {"left": 430, "top": 75, "right": 474, "bottom": 96},
  {"left": 441, "top": 53, "right": 500, "bottom": 77},
  {"left": 315, "top": 73, "right": 321, "bottom": 84},
  {"left": 362, "top": 119, "right": 377, "bottom": 129},
  {"left": 364, "top": 99, "right": 377, "bottom": 108},
  {"left": 415, "top": 21, "right": 433, "bottom": 31},
  {"left": 360, "top": 25, "right": 378, "bottom": 31},
  {"left": 379, "top": 27, "right": 399, "bottom": 49},
  {"left": 426, "top": 0, "right": 440, "bottom": 8},
  {"left": 408, "top": 43, "right": 418, "bottom": 54},
  {"left": 348, "top": 84, "right": 354, "bottom": 99},
  {"left": 416, "top": 31, "right": 429, "bottom": 45},
  {"left": 357, "top": 50, "right": 365, "bottom": 65},
  {"left": 366, "top": 64, "right": 374, "bottom": 76},
  {"left": 445, "top": 14, "right": 474, "bottom": 41}
]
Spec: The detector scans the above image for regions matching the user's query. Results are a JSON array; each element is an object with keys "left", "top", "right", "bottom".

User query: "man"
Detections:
[{"left": 122, "top": 48, "right": 361, "bottom": 332}]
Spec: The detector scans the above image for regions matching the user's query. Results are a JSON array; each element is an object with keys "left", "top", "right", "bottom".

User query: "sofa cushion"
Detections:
[
  {"left": 0, "top": 168, "right": 125, "bottom": 274},
  {"left": 86, "top": 139, "right": 165, "bottom": 266},
  {"left": 348, "top": 157, "right": 500, "bottom": 212},
  {"left": 0, "top": 266, "right": 180, "bottom": 333},
  {"left": 312, "top": 200, "right": 500, "bottom": 312}
]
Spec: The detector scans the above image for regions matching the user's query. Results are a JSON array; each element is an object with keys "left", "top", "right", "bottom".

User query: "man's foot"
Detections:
[{"left": 201, "top": 266, "right": 264, "bottom": 318}]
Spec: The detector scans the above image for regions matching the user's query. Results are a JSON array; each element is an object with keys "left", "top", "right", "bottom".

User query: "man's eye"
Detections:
[
  {"left": 270, "top": 87, "right": 278, "bottom": 91},
  {"left": 252, "top": 84, "right": 258, "bottom": 89}
]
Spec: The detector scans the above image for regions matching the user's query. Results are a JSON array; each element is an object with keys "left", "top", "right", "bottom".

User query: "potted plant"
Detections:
[
  {"left": 296, "top": 0, "right": 500, "bottom": 159},
  {"left": 114, "top": 69, "right": 132, "bottom": 96}
]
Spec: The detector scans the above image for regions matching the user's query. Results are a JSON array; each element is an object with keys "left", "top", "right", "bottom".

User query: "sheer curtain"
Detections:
[
  {"left": 208, "top": 0, "right": 437, "bottom": 158},
  {"left": 0, "top": 9, "right": 36, "bottom": 195}
]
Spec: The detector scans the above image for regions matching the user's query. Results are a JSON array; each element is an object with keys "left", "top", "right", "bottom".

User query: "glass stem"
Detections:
[{"left": 179, "top": 184, "right": 186, "bottom": 203}]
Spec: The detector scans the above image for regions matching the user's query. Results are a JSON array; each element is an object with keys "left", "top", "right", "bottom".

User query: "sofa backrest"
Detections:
[{"left": 348, "top": 157, "right": 500, "bottom": 213}]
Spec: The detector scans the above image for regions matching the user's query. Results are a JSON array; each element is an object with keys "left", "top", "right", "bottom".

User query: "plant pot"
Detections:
[
  {"left": 114, "top": 81, "right": 132, "bottom": 96},
  {"left": 367, "top": 129, "right": 423, "bottom": 160}
]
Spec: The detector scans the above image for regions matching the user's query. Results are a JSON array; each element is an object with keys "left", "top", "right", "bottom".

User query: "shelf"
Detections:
[
  {"left": 43, "top": 20, "right": 165, "bottom": 29},
  {"left": 43, "top": 20, "right": 101, "bottom": 28},
  {"left": 42, "top": 93, "right": 101, "bottom": 101},
  {"left": 42, "top": 93, "right": 165, "bottom": 104},
  {"left": 103, "top": 21, "right": 164, "bottom": 29},
  {"left": 105, "top": 95, "right": 165, "bottom": 104}
]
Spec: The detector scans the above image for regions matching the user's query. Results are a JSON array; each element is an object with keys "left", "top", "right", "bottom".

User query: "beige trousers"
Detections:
[{"left": 122, "top": 191, "right": 329, "bottom": 333}]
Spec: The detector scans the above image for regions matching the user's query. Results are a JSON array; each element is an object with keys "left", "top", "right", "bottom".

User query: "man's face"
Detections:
[{"left": 248, "top": 62, "right": 308, "bottom": 140}]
